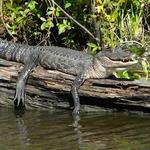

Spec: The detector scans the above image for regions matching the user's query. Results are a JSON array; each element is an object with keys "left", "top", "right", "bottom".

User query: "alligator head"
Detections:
[{"left": 95, "top": 46, "right": 138, "bottom": 69}]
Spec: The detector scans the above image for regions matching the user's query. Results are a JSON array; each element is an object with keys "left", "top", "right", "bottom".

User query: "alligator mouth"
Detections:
[
  {"left": 110, "top": 58, "right": 133, "bottom": 62},
  {"left": 109, "top": 53, "right": 137, "bottom": 63},
  {"left": 103, "top": 56, "right": 138, "bottom": 68},
  {"left": 99, "top": 55, "right": 138, "bottom": 68}
]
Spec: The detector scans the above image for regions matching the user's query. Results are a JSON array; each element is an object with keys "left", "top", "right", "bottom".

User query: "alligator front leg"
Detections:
[
  {"left": 71, "top": 74, "right": 86, "bottom": 115},
  {"left": 14, "top": 54, "right": 39, "bottom": 107}
]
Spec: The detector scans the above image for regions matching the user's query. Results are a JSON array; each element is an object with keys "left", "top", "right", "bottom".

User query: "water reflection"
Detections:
[
  {"left": 16, "top": 117, "right": 30, "bottom": 148},
  {"left": 72, "top": 115, "right": 83, "bottom": 146},
  {"left": 0, "top": 107, "right": 150, "bottom": 150}
]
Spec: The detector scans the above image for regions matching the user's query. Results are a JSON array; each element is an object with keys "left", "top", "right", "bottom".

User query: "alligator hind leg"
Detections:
[
  {"left": 14, "top": 54, "right": 39, "bottom": 107},
  {"left": 71, "top": 74, "right": 86, "bottom": 115}
]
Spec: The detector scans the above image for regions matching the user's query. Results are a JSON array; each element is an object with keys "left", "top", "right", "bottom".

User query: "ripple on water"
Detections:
[{"left": 0, "top": 108, "right": 150, "bottom": 150}]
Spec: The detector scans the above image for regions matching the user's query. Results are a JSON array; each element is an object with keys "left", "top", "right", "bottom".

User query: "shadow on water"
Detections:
[{"left": 0, "top": 107, "right": 150, "bottom": 150}]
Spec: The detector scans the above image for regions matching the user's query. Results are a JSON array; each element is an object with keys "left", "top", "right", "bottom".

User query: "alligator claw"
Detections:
[
  {"left": 72, "top": 107, "right": 80, "bottom": 116},
  {"left": 14, "top": 79, "right": 26, "bottom": 107}
]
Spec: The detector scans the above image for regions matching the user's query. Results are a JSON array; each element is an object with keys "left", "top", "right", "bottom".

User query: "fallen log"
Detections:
[{"left": 0, "top": 58, "right": 149, "bottom": 113}]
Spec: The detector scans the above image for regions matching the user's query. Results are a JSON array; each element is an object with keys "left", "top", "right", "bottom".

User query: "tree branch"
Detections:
[
  {"left": 48, "top": 0, "right": 100, "bottom": 43},
  {"left": 0, "top": 0, "right": 15, "bottom": 39}
]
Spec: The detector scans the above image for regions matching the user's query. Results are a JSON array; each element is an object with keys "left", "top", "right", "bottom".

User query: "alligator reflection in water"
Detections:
[
  {"left": 0, "top": 108, "right": 150, "bottom": 150},
  {"left": 15, "top": 117, "right": 30, "bottom": 148}
]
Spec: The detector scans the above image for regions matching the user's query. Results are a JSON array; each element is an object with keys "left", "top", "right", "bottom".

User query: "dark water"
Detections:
[{"left": 0, "top": 107, "right": 150, "bottom": 150}]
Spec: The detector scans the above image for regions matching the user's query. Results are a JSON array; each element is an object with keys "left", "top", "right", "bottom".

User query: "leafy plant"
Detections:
[
  {"left": 1, "top": 0, "right": 47, "bottom": 43},
  {"left": 115, "top": 70, "right": 141, "bottom": 80},
  {"left": 1, "top": 0, "right": 150, "bottom": 80},
  {"left": 87, "top": 42, "right": 100, "bottom": 54},
  {"left": 57, "top": 19, "right": 73, "bottom": 35},
  {"left": 141, "top": 58, "right": 150, "bottom": 80}
]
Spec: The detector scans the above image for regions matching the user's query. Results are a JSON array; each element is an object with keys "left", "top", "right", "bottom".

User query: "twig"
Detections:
[
  {"left": 0, "top": 0, "right": 15, "bottom": 39},
  {"left": 49, "top": 0, "right": 100, "bottom": 43},
  {"left": 91, "top": 0, "right": 103, "bottom": 48}
]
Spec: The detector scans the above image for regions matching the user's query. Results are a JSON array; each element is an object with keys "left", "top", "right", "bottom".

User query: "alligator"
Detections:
[{"left": 0, "top": 39, "right": 138, "bottom": 114}]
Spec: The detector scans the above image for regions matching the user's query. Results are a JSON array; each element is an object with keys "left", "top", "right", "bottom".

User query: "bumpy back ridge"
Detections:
[{"left": 0, "top": 39, "right": 32, "bottom": 63}]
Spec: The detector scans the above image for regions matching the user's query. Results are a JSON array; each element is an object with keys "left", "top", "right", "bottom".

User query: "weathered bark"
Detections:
[
  {"left": 0, "top": 58, "right": 149, "bottom": 113},
  {"left": 91, "top": 0, "right": 103, "bottom": 48}
]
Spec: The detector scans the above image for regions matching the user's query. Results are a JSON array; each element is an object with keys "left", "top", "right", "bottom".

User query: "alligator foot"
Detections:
[
  {"left": 72, "top": 107, "right": 80, "bottom": 115},
  {"left": 14, "top": 78, "right": 26, "bottom": 107},
  {"left": 14, "top": 52, "right": 39, "bottom": 108},
  {"left": 71, "top": 74, "right": 86, "bottom": 115}
]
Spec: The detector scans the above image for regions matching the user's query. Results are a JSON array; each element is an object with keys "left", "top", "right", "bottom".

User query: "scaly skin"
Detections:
[{"left": 0, "top": 39, "right": 138, "bottom": 115}]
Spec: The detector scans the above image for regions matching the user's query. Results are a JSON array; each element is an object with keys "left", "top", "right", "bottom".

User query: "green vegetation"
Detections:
[{"left": 0, "top": 0, "right": 149, "bottom": 79}]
